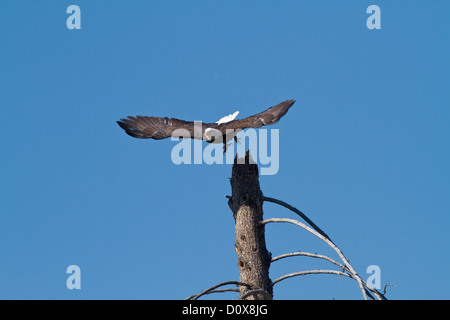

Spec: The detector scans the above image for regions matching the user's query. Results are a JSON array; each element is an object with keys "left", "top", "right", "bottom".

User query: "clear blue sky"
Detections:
[{"left": 1, "top": 1, "right": 449, "bottom": 299}]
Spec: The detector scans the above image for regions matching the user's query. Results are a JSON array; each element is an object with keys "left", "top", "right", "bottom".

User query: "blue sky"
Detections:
[{"left": 1, "top": 1, "right": 449, "bottom": 299}]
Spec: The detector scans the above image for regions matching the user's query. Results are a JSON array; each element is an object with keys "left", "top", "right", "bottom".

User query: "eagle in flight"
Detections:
[{"left": 117, "top": 99, "right": 295, "bottom": 151}]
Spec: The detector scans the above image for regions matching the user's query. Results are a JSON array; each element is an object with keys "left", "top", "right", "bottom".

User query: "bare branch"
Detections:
[
  {"left": 206, "top": 288, "right": 240, "bottom": 295},
  {"left": 271, "top": 251, "right": 348, "bottom": 272},
  {"left": 186, "top": 281, "right": 251, "bottom": 300},
  {"left": 262, "top": 218, "right": 368, "bottom": 300},
  {"left": 263, "top": 196, "right": 331, "bottom": 241},
  {"left": 272, "top": 269, "right": 353, "bottom": 286},
  {"left": 239, "top": 289, "right": 272, "bottom": 300}
]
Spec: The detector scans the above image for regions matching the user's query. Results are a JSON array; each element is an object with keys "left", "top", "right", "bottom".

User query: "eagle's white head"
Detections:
[{"left": 204, "top": 127, "right": 222, "bottom": 143}]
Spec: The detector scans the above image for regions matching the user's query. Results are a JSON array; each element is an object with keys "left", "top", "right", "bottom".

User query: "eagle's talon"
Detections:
[{"left": 223, "top": 142, "right": 233, "bottom": 153}]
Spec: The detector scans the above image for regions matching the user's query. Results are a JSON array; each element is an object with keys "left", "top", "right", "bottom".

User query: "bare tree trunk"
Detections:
[{"left": 227, "top": 152, "right": 272, "bottom": 300}]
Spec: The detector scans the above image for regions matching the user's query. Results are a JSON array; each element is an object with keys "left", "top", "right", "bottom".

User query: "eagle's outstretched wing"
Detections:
[
  {"left": 117, "top": 99, "right": 295, "bottom": 140},
  {"left": 215, "top": 99, "right": 295, "bottom": 132},
  {"left": 117, "top": 116, "right": 207, "bottom": 140}
]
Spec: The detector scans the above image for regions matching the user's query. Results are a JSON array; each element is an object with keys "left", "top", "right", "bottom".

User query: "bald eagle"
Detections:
[{"left": 117, "top": 99, "right": 295, "bottom": 151}]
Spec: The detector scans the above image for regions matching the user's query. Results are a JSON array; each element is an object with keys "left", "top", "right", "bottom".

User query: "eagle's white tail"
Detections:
[{"left": 216, "top": 111, "right": 239, "bottom": 124}]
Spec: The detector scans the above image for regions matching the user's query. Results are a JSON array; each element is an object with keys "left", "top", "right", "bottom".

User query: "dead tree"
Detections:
[
  {"left": 227, "top": 152, "right": 272, "bottom": 300},
  {"left": 186, "top": 151, "right": 390, "bottom": 300}
]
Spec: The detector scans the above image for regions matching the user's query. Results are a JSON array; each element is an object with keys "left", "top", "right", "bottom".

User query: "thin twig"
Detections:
[
  {"left": 382, "top": 283, "right": 395, "bottom": 296},
  {"left": 186, "top": 281, "right": 251, "bottom": 300}
]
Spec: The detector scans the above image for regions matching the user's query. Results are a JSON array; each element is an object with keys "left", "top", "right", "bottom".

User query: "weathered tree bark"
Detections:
[{"left": 227, "top": 152, "right": 272, "bottom": 300}]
